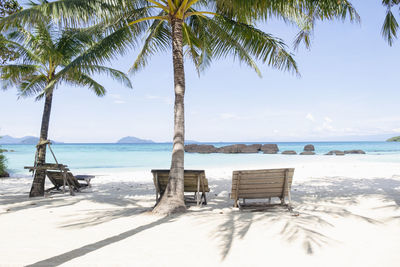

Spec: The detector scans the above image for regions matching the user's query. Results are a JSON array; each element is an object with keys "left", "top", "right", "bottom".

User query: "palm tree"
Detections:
[
  {"left": 382, "top": 0, "right": 400, "bottom": 46},
  {"left": 0, "top": 17, "right": 132, "bottom": 197},
  {"left": 0, "top": 0, "right": 358, "bottom": 212}
]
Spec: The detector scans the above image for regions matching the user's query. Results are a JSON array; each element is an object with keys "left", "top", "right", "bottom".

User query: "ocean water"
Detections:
[{"left": 1, "top": 142, "right": 400, "bottom": 176}]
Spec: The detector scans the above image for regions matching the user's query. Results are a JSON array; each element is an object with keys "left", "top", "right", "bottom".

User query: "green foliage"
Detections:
[
  {"left": 0, "top": 136, "right": 6, "bottom": 176},
  {"left": 382, "top": 0, "right": 400, "bottom": 46},
  {"left": 0, "top": 0, "right": 359, "bottom": 78},
  {"left": 0, "top": 0, "right": 22, "bottom": 64},
  {"left": 387, "top": 136, "right": 400, "bottom": 142},
  {"left": 0, "top": 11, "right": 132, "bottom": 100}
]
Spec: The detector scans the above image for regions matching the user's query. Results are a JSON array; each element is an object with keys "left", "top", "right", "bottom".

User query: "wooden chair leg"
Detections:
[{"left": 201, "top": 192, "right": 207, "bottom": 205}]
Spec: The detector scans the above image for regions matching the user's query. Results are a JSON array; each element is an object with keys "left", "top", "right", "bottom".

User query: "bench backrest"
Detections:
[
  {"left": 231, "top": 168, "right": 294, "bottom": 200},
  {"left": 151, "top": 170, "right": 210, "bottom": 193},
  {"left": 46, "top": 171, "right": 81, "bottom": 189}
]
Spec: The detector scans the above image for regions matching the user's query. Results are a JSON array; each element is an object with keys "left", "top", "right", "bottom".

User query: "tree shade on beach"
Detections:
[
  {"left": 0, "top": 9, "right": 132, "bottom": 197},
  {"left": 0, "top": 0, "right": 359, "bottom": 213}
]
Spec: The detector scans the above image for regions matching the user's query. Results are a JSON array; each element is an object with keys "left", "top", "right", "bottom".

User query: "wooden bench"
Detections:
[
  {"left": 151, "top": 169, "right": 210, "bottom": 206},
  {"left": 46, "top": 171, "right": 93, "bottom": 192},
  {"left": 231, "top": 168, "right": 295, "bottom": 210},
  {"left": 25, "top": 164, "right": 93, "bottom": 194}
]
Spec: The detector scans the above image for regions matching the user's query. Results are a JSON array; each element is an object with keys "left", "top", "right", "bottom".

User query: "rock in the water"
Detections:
[
  {"left": 303, "top": 144, "right": 315, "bottom": 151},
  {"left": 217, "top": 144, "right": 247, "bottom": 153},
  {"left": 325, "top": 150, "right": 345, "bottom": 156},
  {"left": 0, "top": 171, "right": 9, "bottom": 178},
  {"left": 344, "top": 150, "right": 366, "bottom": 154},
  {"left": 300, "top": 151, "right": 315, "bottom": 155},
  {"left": 239, "top": 144, "right": 261, "bottom": 153},
  {"left": 282, "top": 150, "right": 297, "bottom": 155},
  {"left": 261, "top": 144, "right": 279, "bottom": 154},
  {"left": 0, "top": 149, "right": 8, "bottom": 153},
  {"left": 184, "top": 144, "right": 217, "bottom": 153}
]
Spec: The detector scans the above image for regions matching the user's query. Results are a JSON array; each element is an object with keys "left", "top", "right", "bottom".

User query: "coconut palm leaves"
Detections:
[
  {"left": 0, "top": 20, "right": 132, "bottom": 98},
  {"left": 0, "top": 15, "right": 132, "bottom": 197},
  {"left": 382, "top": 0, "right": 400, "bottom": 46}
]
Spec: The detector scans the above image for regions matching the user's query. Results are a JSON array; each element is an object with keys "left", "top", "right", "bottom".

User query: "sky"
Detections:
[{"left": 1, "top": 0, "right": 400, "bottom": 143}]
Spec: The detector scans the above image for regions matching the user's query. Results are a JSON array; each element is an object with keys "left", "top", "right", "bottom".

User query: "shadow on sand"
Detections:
[{"left": 2, "top": 175, "right": 399, "bottom": 264}]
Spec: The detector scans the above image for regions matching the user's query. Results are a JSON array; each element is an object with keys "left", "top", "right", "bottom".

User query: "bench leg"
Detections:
[{"left": 201, "top": 192, "right": 207, "bottom": 205}]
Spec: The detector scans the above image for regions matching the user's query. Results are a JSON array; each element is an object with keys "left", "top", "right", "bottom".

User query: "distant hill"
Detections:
[
  {"left": 387, "top": 136, "right": 400, "bottom": 142},
  {"left": 117, "top": 136, "right": 155, "bottom": 144},
  {"left": 0, "top": 135, "right": 62, "bottom": 144}
]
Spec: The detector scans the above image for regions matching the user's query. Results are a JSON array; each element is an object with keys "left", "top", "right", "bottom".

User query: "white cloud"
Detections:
[
  {"left": 393, "top": 128, "right": 400, "bottom": 133},
  {"left": 109, "top": 94, "right": 126, "bottom": 104},
  {"left": 324, "top": 117, "right": 333, "bottom": 123},
  {"left": 145, "top": 95, "right": 173, "bottom": 105},
  {"left": 219, "top": 113, "right": 245, "bottom": 120},
  {"left": 306, "top": 113, "right": 315, "bottom": 122}
]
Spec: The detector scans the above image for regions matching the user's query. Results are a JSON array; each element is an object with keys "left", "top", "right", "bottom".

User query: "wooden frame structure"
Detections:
[
  {"left": 25, "top": 164, "right": 93, "bottom": 195},
  {"left": 230, "top": 168, "right": 295, "bottom": 211},
  {"left": 151, "top": 169, "right": 209, "bottom": 206}
]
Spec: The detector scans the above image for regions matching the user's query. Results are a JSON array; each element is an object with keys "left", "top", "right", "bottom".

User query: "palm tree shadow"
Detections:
[
  {"left": 208, "top": 176, "right": 399, "bottom": 259},
  {"left": 25, "top": 214, "right": 178, "bottom": 267}
]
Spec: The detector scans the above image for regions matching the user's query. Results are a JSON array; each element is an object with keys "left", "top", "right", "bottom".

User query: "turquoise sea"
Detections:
[{"left": 2, "top": 142, "right": 400, "bottom": 177}]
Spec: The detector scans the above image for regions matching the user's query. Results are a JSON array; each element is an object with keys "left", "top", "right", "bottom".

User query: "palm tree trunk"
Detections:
[
  {"left": 29, "top": 90, "right": 54, "bottom": 197},
  {"left": 153, "top": 17, "right": 186, "bottom": 215}
]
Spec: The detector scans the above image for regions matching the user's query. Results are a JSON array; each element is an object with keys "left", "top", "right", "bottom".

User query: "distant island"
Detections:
[
  {"left": 387, "top": 136, "right": 400, "bottom": 142},
  {"left": 117, "top": 136, "right": 155, "bottom": 144},
  {"left": 0, "top": 135, "right": 62, "bottom": 145}
]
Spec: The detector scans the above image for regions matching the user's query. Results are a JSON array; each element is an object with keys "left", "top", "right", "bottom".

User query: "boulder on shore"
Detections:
[
  {"left": 282, "top": 150, "right": 297, "bottom": 155},
  {"left": 300, "top": 151, "right": 315, "bottom": 155},
  {"left": 344, "top": 150, "right": 366, "bottom": 154},
  {"left": 261, "top": 144, "right": 279, "bottom": 154},
  {"left": 325, "top": 150, "right": 345, "bottom": 156},
  {"left": 184, "top": 144, "right": 217, "bottom": 153},
  {"left": 303, "top": 144, "right": 315, "bottom": 152}
]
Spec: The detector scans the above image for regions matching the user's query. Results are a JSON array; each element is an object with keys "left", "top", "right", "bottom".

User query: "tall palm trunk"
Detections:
[
  {"left": 29, "top": 90, "right": 53, "bottom": 197},
  {"left": 153, "top": 17, "right": 186, "bottom": 215}
]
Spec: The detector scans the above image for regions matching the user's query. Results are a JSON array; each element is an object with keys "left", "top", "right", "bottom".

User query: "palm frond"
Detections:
[
  {"left": 382, "top": 1, "right": 399, "bottom": 46},
  {"left": 130, "top": 17, "right": 171, "bottom": 73}
]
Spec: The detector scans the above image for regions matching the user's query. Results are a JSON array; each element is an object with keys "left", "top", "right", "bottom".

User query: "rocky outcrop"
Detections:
[
  {"left": 344, "top": 150, "right": 366, "bottom": 154},
  {"left": 282, "top": 150, "right": 297, "bottom": 155},
  {"left": 238, "top": 144, "right": 262, "bottom": 153},
  {"left": 185, "top": 143, "right": 265, "bottom": 154},
  {"left": 303, "top": 144, "right": 315, "bottom": 151},
  {"left": 325, "top": 150, "right": 345, "bottom": 156},
  {"left": 261, "top": 144, "right": 279, "bottom": 154},
  {"left": 216, "top": 144, "right": 247, "bottom": 153},
  {"left": 300, "top": 151, "right": 315, "bottom": 155},
  {"left": 184, "top": 144, "right": 217, "bottom": 153}
]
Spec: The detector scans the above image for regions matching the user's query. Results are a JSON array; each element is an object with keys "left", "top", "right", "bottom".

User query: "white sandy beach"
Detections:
[{"left": 1, "top": 157, "right": 400, "bottom": 267}]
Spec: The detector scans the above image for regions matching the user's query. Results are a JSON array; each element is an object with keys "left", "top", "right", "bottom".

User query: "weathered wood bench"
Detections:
[
  {"left": 230, "top": 168, "right": 295, "bottom": 211},
  {"left": 151, "top": 169, "right": 210, "bottom": 206},
  {"left": 25, "top": 164, "right": 93, "bottom": 194}
]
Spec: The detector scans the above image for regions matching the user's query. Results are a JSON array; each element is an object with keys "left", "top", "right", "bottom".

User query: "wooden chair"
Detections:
[
  {"left": 46, "top": 171, "right": 93, "bottom": 192},
  {"left": 231, "top": 168, "right": 295, "bottom": 211},
  {"left": 25, "top": 163, "right": 93, "bottom": 194},
  {"left": 151, "top": 169, "right": 210, "bottom": 206}
]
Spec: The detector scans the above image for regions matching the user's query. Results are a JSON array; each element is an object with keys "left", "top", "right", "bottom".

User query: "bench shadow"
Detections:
[{"left": 207, "top": 176, "right": 400, "bottom": 259}]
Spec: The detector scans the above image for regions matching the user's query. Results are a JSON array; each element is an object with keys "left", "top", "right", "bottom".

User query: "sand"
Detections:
[{"left": 1, "top": 157, "right": 400, "bottom": 266}]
